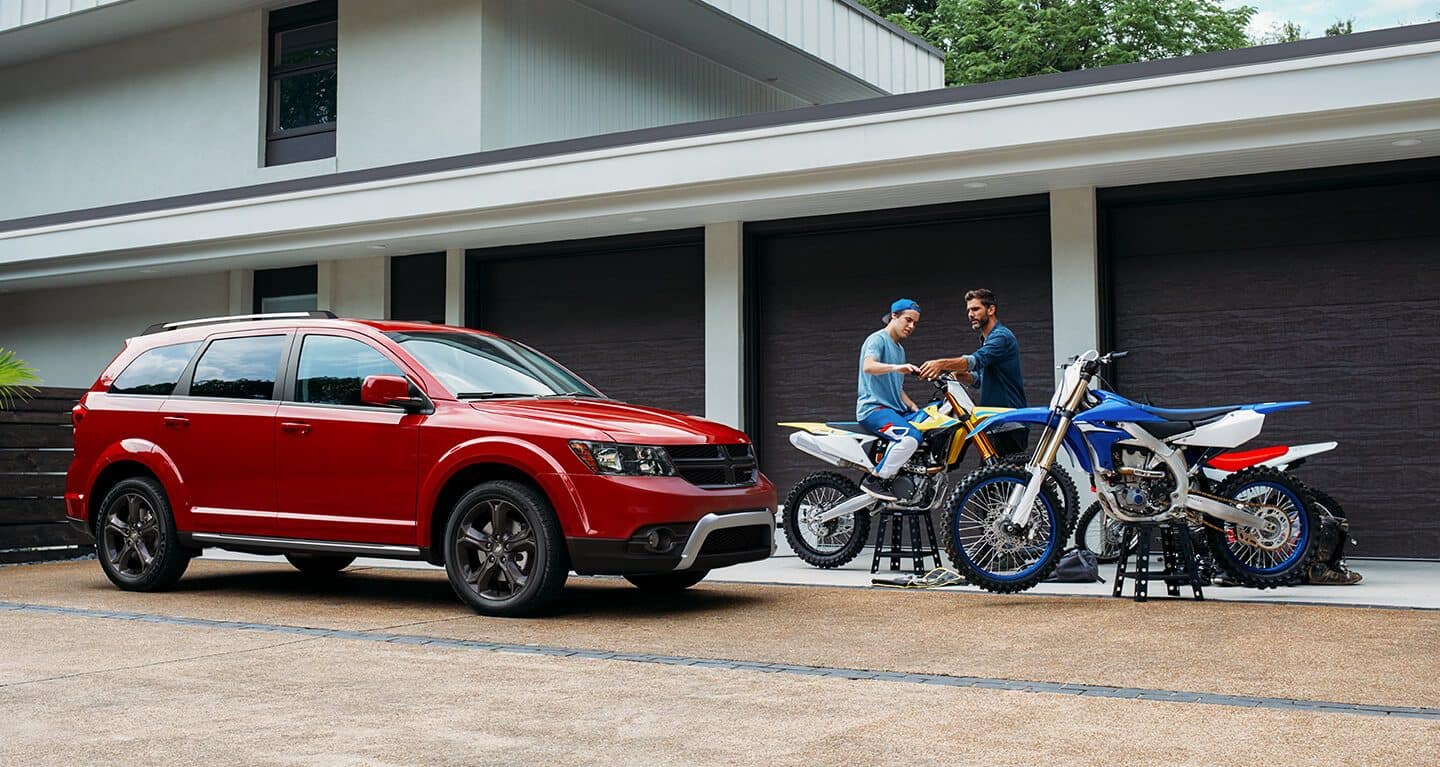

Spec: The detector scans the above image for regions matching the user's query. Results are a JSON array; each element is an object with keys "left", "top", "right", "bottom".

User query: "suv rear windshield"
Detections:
[{"left": 386, "top": 331, "right": 601, "bottom": 399}]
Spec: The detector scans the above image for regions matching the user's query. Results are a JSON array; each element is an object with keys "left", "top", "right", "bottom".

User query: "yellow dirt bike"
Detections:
[{"left": 778, "top": 373, "right": 1078, "bottom": 568}]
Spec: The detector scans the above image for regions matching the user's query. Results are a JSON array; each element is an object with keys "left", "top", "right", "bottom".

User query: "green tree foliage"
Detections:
[
  {"left": 1324, "top": 19, "right": 1354, "bottom": 36},
  {"left": 0, "top": 348, "right": 41, "bottom": 409},
  {"left": 859, "top": 0, "right": 1255, "bottom": 86}
]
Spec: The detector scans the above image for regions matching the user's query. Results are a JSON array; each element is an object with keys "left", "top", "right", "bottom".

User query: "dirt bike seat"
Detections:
[
  {"left": 823, "top": 421, "right": 871, "bottom": 434},
  {"left": 1135, "top": 404, "right": 1240, "bottom": 422}
]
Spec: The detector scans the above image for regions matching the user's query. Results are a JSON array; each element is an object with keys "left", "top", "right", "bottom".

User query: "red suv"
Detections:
[{"left": 65, "top": 312, "right": 775, "bottom": 615}]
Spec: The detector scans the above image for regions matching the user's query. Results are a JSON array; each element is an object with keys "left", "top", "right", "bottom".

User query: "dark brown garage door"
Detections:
[
  {"left": 1103, "top": 163, "right": 1440, "bottom": 559},
  {"left": 468, "top": 231, "right": 705, "bottom": 417},
  {"left": 752, "top": 198, "right": 1055, "bottom": 496}
]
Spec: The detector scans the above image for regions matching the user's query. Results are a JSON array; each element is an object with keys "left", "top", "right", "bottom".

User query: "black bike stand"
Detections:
[
  {"left": 1112, "top": 522, "right": 1205, "bottom": 602},
  {"left": 871, "top": 509, "right": 942, "bottom": 575}
]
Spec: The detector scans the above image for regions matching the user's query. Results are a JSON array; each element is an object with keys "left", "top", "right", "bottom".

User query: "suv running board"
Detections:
[{"left": 182, "top": 532, "right": 425, "bottom": 560}]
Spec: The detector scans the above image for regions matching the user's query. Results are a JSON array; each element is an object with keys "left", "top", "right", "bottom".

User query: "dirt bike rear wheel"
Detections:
[{"left": 782, "top": 472, "right": 871, "bottom": 569}]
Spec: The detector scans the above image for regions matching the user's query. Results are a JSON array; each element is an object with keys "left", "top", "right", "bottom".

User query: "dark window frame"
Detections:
[{"left": 265, "top": 0, "right": 338, "bottom": 166}]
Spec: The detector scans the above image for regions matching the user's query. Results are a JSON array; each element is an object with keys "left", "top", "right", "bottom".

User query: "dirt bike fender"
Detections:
[{"left": 788, "top": 430, "right": 875, "bottom": 470}]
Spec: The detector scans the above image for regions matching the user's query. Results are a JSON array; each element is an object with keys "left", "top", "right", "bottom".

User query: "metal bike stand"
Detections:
[
  {"left": 870, "top": 509, "right": 942, "bottom": 575},
  {"left": 1112, "top": 522, "right": 1205, "bottom": 602}
]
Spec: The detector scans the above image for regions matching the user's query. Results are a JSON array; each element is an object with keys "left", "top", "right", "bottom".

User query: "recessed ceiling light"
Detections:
[
  {"left": 964, "top": 181, "right": 988, "bottom": 189},
  {"left": 628, "top": 216, "right": 648, "bottom": 223},
  {"left": 368, "top": 244, "right": 388, "bottom": 250},
  {"left": 1392, "top": 138, "right": 1423, "bottom": 147},
  {"left": 140, "top": 268, "right": 158, "bottom": 274}
]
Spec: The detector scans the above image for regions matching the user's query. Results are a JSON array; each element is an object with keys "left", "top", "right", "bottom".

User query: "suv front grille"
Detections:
[
  {"left": 665, "top": 444, "right": 757, "bottom": 489},
  {"left": 697, "top": 525, "right": 771, "bottom": 556}
]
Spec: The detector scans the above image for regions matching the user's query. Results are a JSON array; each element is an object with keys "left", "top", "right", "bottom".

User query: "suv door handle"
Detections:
[
  {"left": 162, "top": 416, "right": 190, "bottom": 429},
  {"left": 279, "top": 421, "right": 312, "bottom": 435}
]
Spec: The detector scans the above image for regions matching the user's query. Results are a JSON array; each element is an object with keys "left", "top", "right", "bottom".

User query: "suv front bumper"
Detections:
[{"left": 567, "top": 509, "right": 775, "bottom": 575}]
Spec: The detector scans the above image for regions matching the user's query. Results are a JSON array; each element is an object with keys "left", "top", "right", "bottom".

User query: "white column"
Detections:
[
  {"left": 704, "top": 222, "right": 745, "bottom": 429},
  {"left": 227, "top": 269, "right": 253, "bottom": 315},
  {"left": 1050, "top": 187, "right": 1100, "bottom": 380},
  {"left": 445, "top": 248, "right": 466, "bottom": 326},
  {"left": 327, "top": 256, "right": 389, "bottom": 318},
  {"left": 315, "top": 260, "right": 335, "bottom": 313}
]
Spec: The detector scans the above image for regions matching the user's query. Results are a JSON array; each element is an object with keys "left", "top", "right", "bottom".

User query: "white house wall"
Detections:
[
  {"left": 0, "top": 0, "right": 806, "bottom": 220},
  {"left": 0, "top": 9, "right": 283, "bottom": 221},
  {"left": 480, "top": 0, "right": 805, "bottom": 151},
  {"left": 703, "top": 0, "right": 942, "bottom": 93},
  {"left": 0, "top": 271, "right": 229, "bottom": 387}
]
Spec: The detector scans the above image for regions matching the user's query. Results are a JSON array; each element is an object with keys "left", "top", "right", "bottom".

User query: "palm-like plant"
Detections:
[{"left": 0, "top": 348, "right": 41, "bottom": 410}]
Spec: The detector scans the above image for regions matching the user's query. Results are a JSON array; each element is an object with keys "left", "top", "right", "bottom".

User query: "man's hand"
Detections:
[
  {"left": 895, "top": 363, "right": 920, "bottom": 376},
  {"left": 918, "top": 359, "right": 950, "bottom": 379}
]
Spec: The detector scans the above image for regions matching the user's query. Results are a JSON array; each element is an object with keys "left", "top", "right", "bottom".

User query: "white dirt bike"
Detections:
[{"left": 778, "top": 373, "right": 1078, "bottom": 568}]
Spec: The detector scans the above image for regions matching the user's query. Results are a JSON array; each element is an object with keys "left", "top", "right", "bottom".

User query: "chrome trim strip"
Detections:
[
  {"left": 673, "top": 510, "right": 776, "bottom": 571},
  {"left": 188, "top": 533, "right": 422, "bottom": 558}
]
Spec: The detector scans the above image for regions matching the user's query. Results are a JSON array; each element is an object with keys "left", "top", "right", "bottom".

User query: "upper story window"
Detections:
[{"left": 265, "top": 0, "right": 337, "bottom": 166}]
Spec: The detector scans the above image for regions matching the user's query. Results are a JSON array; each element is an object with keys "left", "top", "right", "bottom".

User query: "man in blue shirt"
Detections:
[
  {"left": 857, "top": 299, "right": 922, "bottom": 501},
  {"left": 918, "top": 288, "right": 1030, "bottom": 456}
]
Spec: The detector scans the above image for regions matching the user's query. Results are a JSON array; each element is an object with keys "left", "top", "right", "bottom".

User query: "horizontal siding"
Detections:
[
  {"left": 0, "top": 0, "right": 119, "bottom": 33},
  {"left": 481, "top": 0, "right": 805, "bottom": 151},
  {"left": 704, "top": 0, "right": 942, "bottom": 94}
]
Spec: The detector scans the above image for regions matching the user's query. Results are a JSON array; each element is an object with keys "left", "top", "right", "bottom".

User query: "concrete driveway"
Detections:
[{"left": 2, "top": 558, "right": 1437, "bottom": 766}]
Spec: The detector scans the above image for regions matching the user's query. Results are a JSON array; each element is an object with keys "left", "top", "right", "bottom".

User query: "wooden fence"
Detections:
[{"left": 0, "top": 387, "right": 92, "bottom": 563}]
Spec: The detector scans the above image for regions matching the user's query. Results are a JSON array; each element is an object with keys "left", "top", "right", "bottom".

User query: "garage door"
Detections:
[
  {"left": 753, "top": 198, "right": 1055, "bottom": 496},
  {"left": 468, "top": 231, "right": 706, "bottom": 417},
  {"left": 1104, "top": 166, "right": 1440, "bottom": 558}
]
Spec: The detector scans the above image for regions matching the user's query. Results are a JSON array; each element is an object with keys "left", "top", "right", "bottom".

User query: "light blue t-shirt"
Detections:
[{"left": 857, "top": 329, "right": 907, "bottom": 420}]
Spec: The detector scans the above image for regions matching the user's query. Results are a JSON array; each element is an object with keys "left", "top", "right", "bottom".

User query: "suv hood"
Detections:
[{"left": 470, "top": 398, "right": 747, "bottom": 444}]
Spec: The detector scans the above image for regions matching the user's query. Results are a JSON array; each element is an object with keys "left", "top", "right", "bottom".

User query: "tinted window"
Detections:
[
  {"left": 109, "top": 342, "right": 201, "bottom": 396},
  {"left": 189, "top": 336, "right": 287, "bottom": 400},
  {"left": 296, "top": 335, "right": 404, "bottom": 406}
]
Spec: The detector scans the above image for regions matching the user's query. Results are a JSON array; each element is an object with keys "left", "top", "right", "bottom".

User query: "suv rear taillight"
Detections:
[{"left": 71, "top": 403, "right": 86, "bottom": 434}]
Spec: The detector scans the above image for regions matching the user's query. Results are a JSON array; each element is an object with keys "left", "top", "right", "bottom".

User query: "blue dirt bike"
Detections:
[{"left": 944, "top": 350, "right": 1320, "bottom": 593}]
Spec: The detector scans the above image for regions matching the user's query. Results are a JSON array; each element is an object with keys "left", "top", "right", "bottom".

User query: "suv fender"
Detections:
[
  {"left": 81, "top": 440, "right": 190, "bottom": 528},
  {"left": 419, "top": 436, "right": 586, "bottom": 544}
]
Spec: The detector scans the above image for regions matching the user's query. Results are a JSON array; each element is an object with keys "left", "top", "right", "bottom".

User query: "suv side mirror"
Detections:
[{"left": 361, "top": 375, "right": 430, "bottom": 413}]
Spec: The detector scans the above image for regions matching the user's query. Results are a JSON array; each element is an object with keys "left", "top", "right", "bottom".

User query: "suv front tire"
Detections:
[{"left": 444, "top": 480, "right": 568, "bottom": 617}]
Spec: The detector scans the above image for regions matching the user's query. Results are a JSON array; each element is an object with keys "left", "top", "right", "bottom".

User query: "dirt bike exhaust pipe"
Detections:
[
  {"left": 1184, "top": 493, "right": 1280, "bottom": 536},
  {"left": 814, "top": 493, "right": 881, "bottom": 525}
]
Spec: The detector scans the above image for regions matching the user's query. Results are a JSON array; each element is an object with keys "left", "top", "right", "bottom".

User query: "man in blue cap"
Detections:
[{"left": 856, "top": 299, "right": 922, "bottom": 501}]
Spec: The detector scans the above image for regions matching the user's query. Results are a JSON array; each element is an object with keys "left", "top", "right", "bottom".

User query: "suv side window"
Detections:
[
  {"left": 295, "top": 334, "right": 404, "bottom": 406},
  {"left": 109, "top": 342, "right": 202, "bottom": 395},
  {"left": 189, "top": 335, "right": 288, "bottom": 400}
]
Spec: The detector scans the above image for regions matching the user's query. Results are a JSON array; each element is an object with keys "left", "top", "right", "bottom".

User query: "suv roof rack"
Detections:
[{"left": 141, "top": 311, "right": 338, "bottom": 336}]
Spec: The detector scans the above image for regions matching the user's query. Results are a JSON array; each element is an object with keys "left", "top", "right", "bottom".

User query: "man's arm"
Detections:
[
  {"left": 863, "top": 355, "right": 918, "bottom": 376},
  {"left": 918, "top": 356, "right": 970, "bottom": 379}
]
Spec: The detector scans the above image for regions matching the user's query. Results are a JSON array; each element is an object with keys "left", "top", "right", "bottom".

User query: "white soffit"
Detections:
[
  {"left": 578, "top": 0, "right": 943, "bottom": 101},
  {"left": 2, "top": 39, "right": 1439, "bottom": 290}
]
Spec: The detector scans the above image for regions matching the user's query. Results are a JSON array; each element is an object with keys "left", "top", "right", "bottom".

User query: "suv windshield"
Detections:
[{"left": 386, "top": 331, "right": 602, "bottom": 399}]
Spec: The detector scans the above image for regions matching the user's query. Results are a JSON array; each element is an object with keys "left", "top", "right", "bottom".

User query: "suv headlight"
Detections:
[{"left": 569, "top": 441, "right": 676, "bottom": 477}]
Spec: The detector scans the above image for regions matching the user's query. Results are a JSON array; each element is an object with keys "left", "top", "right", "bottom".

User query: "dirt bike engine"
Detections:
[{"left": 1111, "top": 447, "right": 1177, "bottom": 516}]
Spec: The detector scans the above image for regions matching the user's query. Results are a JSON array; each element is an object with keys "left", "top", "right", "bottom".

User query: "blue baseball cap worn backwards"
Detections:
[{"left": 890, "top": 298, "right": 920, "bottom": 315}]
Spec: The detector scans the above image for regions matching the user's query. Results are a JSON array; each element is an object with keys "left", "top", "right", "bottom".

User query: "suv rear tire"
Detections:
[
  {"left": 285, "top": 553, "right": 355, "bottom": 575},
  {"left": 444, "top": 480, "right": 568, "bottom": 617},
  {"left": 95, "top": 477, "right": 190, "bottom": 591}
]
